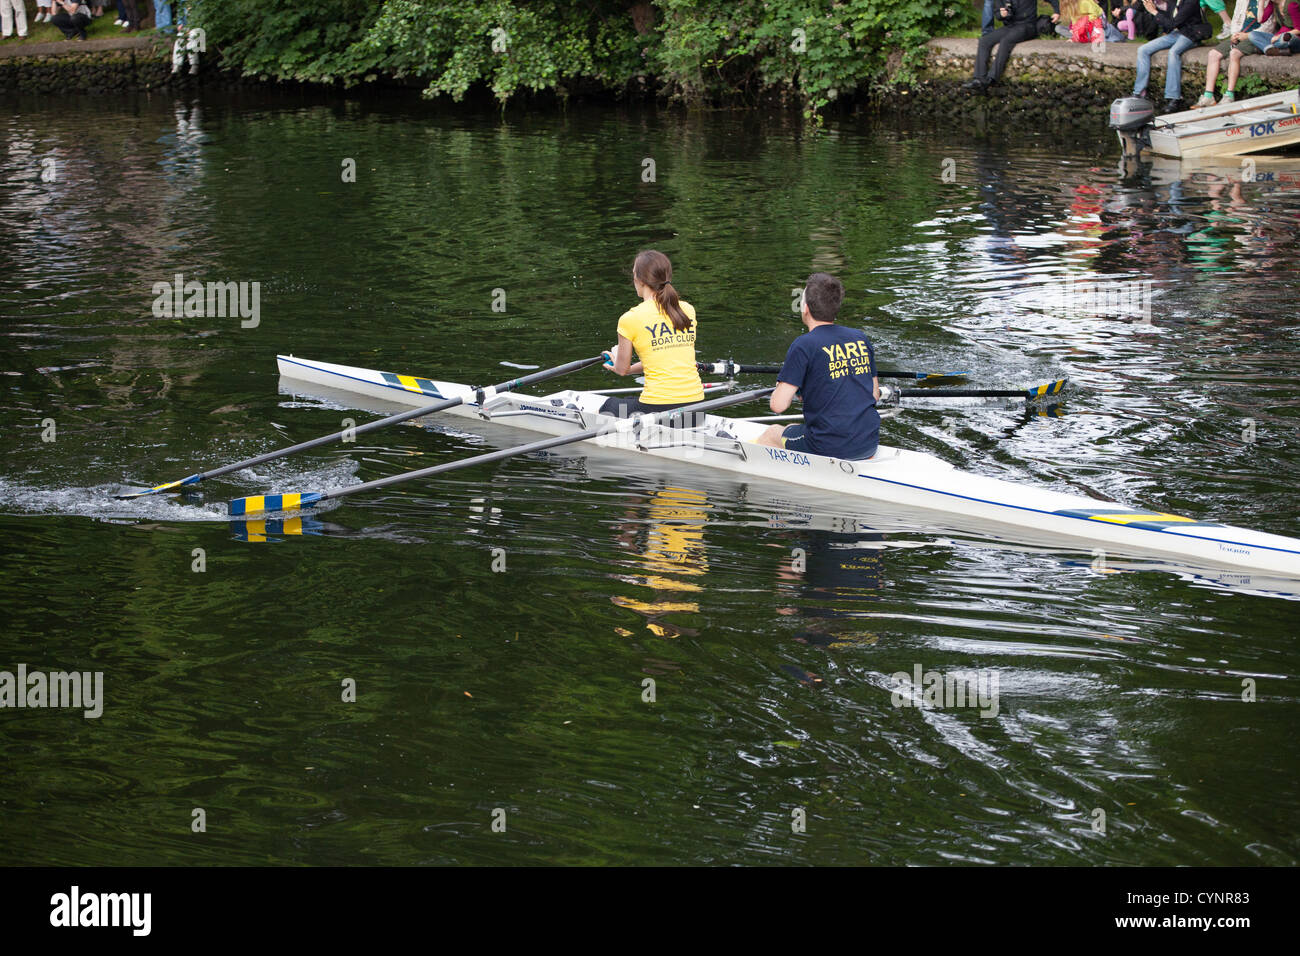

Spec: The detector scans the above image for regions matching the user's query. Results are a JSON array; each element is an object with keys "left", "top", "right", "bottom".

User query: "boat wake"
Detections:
[{"left": 0, "top": 459, "right": 360, "bottom": 523}]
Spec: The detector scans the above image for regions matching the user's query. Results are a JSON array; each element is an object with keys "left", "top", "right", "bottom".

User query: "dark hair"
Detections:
[
  {"left": 634, "top": 250, "right": 692, "bottom": 332},
  {"left": 802, "top": 272, "right": 844, "bottom": 323}
]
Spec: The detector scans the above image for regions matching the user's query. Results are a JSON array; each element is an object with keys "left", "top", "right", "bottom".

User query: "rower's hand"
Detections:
[{"left": 601, "top": 349, "right": 615, "bottom": 371}]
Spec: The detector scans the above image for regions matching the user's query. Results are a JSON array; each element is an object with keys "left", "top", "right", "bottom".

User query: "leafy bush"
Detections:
[{"left": 194, "top": 0, "right": 975, "bottom": 114}]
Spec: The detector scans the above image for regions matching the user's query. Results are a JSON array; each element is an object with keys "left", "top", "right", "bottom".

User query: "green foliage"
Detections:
[
  {"left": 195, "top": 0, "right": 975, "bottom": 113},
  {"left": 191, "top": 0, "right": 384, "bottom": 81},
  {"left": 1218, "top": 73, "right": 1269, "bottom": 99}
]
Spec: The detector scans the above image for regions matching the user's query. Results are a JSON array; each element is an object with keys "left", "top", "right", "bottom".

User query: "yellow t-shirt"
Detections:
[{"left": 616, "top": 298, "right": 704, "bottom": 405}]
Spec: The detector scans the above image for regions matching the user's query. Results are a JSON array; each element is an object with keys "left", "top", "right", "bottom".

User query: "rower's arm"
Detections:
[
  {"left": 612, "top": 335, "right": 641, "bottom": 376},
  {"left": 873, "top": 375, "right": 880, "bottom": 402},
  {"left": 770, "top": 381, "right": 799, "bottom": 414}
]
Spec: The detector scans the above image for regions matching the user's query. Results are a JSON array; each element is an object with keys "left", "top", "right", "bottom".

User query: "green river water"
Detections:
[{"left": 1, "top": 90, "right": 1297, "bottom": 866}]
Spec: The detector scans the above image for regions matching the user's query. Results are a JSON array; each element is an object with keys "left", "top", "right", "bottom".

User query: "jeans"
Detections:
[
  {"left": 152, "top": 0, "right": 171, "bottom": 31},
  {"left": 1134, "top": 31, "right": 1197, "bottom": 99},
  {"left": 982, "top": 0, "right": 997, "bottom": 34}
]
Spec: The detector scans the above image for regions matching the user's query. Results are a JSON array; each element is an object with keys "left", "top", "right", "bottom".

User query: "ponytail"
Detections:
[
  {"left": 656, "top": 281, "right": 692, "bottom": 333},
  {"left": 634, "top": 249, "right": 692, "bottom": 332}
]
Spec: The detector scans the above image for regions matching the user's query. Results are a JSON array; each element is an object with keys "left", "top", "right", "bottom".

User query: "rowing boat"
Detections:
[{"left": 275, "top": 354, "right": 1300, "bottom": 581}]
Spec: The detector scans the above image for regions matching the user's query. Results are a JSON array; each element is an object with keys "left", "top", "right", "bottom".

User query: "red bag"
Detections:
[{"left": 1071, "top": 16, "right": 1103, "bottom": 42}]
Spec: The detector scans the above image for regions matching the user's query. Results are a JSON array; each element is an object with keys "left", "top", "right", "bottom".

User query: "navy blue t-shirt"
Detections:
[{"left": 778, "top": 324, "right": 879, "bottom": 459}]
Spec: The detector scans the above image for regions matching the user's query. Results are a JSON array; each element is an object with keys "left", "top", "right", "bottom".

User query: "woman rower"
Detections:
[{"left": 600, "top": 250, "right": 705, "bottom": 425}]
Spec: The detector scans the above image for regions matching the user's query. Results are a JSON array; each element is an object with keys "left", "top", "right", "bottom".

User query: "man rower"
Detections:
[{"left": 755, "top": 272, "right": 881, "bottom": 461}]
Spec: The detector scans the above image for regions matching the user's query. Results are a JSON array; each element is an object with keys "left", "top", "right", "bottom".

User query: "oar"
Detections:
[
  {"left": 117, "top": 355, "right": 606, "bottom": 500},
  {"left": 700, "top": 360, "right": 968, "bottom": 381},
  {"left": 229, "top": 386, "right": 776, "bottom": 517},
  {"left": 887, "top": 379, "right": 1068, "bottom": 401}
]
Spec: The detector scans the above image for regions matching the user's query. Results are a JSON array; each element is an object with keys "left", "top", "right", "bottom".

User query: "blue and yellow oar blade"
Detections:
[
  {"left": 1025, "top": 378, "right": 1068, "bottom": 401},
  {"left": 916, "top": 370, "right": 970, "bottom": 380},
  {"left": 228, "top": 491, "right": 324, "bottom": 517},
  {"left": 116, "top": 474, "right": 201, "bottom": 500}
]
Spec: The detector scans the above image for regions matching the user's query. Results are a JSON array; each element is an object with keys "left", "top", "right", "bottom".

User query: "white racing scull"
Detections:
[{"left": 272, "top": 354, "right": 1300, "bottom": 581}]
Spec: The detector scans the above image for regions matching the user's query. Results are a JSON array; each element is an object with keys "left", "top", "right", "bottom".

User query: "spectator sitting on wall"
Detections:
[
  {"left": 964, "top": 0, "right": 1062, "bottom": 92},
  {"left": 1131, "top": 0, "right": 1209, "bottom": 114},
  {"left": 1195, "top": 0, "right": 1279, "bottom": 105},
  {"left": 1264, "top": 24, "right": 1300, "bottom": 49},
  {"left": 1056, "top": 0, "right": 1130, "bottom": 39},
  {"left": 1113, "top": 2, "right": 1164, "bottom": 38},
  {"left": 51, "top": 0, "right": 93, "bottom": 39},
  {"left": 1264, "top": 0, "right": 1300, "bottom": 47}
]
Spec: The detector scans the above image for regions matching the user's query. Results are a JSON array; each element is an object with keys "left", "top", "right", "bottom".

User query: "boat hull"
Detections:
[
  {"left": 1146, "top": 89, "right": 1300, "bottom": 158},
  {"left": 275, "top": 355, "right": 1300, "bottom": 581}
]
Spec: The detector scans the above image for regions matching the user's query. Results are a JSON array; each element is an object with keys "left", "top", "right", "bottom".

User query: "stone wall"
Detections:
[
  {"left": 0, "top": 38, "right": 262, "bottom": 94},
  {"left": 902, "top": 38, "right": 1300, "bottom": 132}
]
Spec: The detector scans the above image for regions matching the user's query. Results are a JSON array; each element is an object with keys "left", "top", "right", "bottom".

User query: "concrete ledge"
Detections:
[
  {"left": 926, "top": 37, "right": 1300, "bottom": 82},
  {"left": 0, "top": 35, "right": 164, "bottom": 59}
]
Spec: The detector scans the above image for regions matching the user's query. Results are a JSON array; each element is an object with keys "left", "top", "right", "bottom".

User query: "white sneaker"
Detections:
[
  {"left": 114, "top": 18, "right": 123, "bottom": 25},
  {"left": 1217, "top": 25, "right": 1231, "bottom": 39}
]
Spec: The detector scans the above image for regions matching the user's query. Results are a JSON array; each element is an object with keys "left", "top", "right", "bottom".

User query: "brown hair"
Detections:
[
  {"left": 803, "top": 272, "right": 844, "bottom": 323},
  {"left": 634, "top": 250, "right": 692, "bottom": 332}
]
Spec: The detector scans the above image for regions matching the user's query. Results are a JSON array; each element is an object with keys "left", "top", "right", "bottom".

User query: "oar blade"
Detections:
[
  {"left": 1025, "top": 378, "right": 1068, "bottom": 402},
  {"left": 916, "top": 370, "right": 970, "bottom": 381},
  {"left": 229, "top": 491, "right": 324, "bottom": 517},
  {"left": 115, "top": 474, "right": 201, "bottom": 500}
]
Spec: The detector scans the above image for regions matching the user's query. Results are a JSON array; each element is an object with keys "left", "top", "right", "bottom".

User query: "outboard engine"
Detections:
[{"left": 1109, "top": 97, "right": 1156, "bottom": 157}]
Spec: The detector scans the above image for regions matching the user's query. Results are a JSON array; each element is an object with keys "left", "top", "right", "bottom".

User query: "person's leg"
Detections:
[
  {"left": 1198, "top": 47, "right": 1225, "bottom": 104},
  {"left": 74, "top": 10, "right": 90, "bottom": 37},
  {"left": 51, "top": 9, "right": 76, "bottom": 37},
  {"left": 1163, "top": 33, "right": 1196, "bottom": 101},
  {"left": 1121, "top": 9, "right": 1136, "bottom": 39},
  {"left": 1226, "top": 47, "right": 1243, "bottom": 93},
  {"left": 989, "top": 23, "right": 1036, "bottom": 82},
  {"left": 1133, "top": 35, "right": 1175, "bottom": 95},
  {"left": 1105, "top": 21, "right": 1125, "bottom": 42},
  {"left": 982, "top": 0, "right": 996, "bottom": 35},
  {"left": 1, "top": 0, "right": 14, "bottom": 39},
  {"left": 974, "top": 28, "right": 1004, "bottom": 81},
  {"left": 1056, "top": 22, "right": 1071, "bottom": 38},
  {"left": 153, "top": 0, "right": 171, "bottom": 31}
]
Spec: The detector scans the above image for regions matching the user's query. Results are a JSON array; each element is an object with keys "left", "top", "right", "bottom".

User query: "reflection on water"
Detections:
[
  {"left": 611, "top": 485, "right": 710, "bottom": 639},
  {"left": 2, "top": 92, "right": 1299, "bottom": 866}
]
